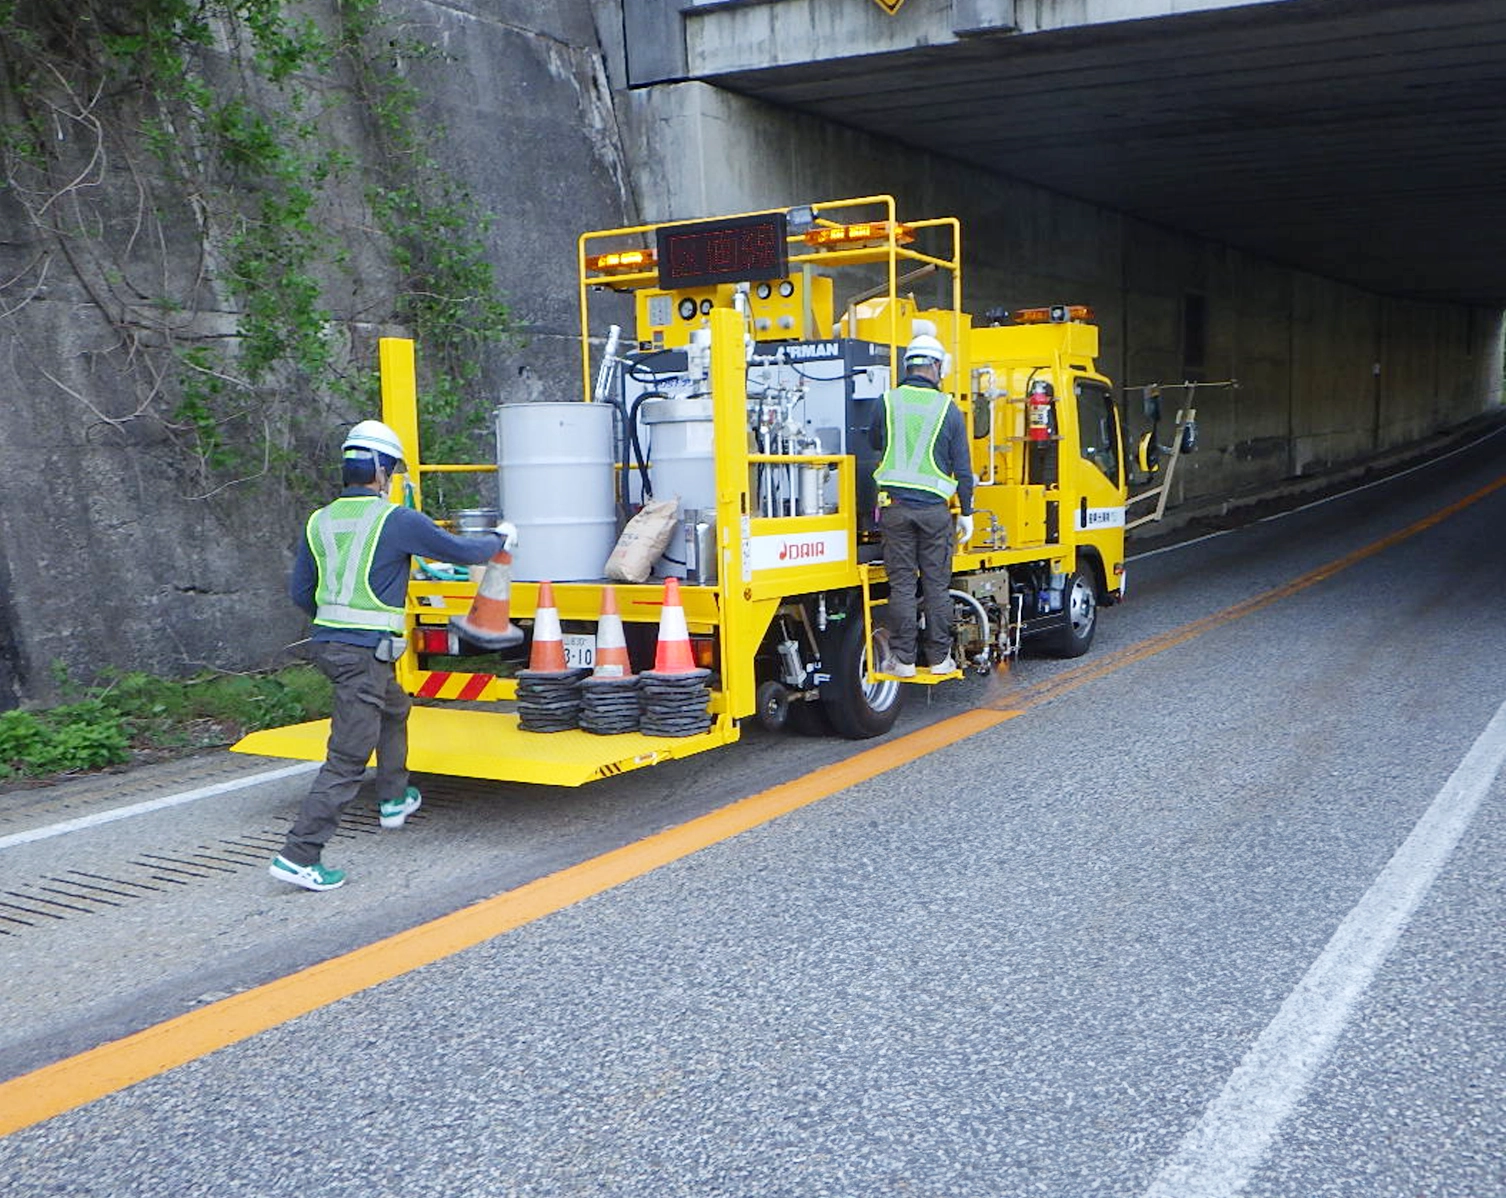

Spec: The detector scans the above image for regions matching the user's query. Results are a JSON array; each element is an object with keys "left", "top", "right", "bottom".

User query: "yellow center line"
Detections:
[
  {"left": 0, "top": 708, "right": 1015, "bottom": 1136},
  {"left": 3, "top": 472, "right": 1502, "bottom": 1138},
  {"left": 989, "top": 472, "right": 1506, "bottom": 712}
]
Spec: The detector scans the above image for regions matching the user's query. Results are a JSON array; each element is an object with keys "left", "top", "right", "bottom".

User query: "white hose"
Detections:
[{"left": 948, "top": 587, "right": 992, "bottom": 667}]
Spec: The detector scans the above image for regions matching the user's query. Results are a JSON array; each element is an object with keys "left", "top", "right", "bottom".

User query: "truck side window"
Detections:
[{"left": 1074, "top": 381, "right": 1120, "bottom": 485}]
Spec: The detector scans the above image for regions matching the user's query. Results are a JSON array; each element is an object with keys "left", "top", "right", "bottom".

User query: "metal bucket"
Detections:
[
  {"left": 495, "top": 401, "right": 617, "bottom": 581},
  {"left": 453, "top": 507, "right": 501, "bottom": 537}
]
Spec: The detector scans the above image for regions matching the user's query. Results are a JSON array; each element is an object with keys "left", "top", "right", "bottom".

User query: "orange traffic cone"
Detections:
[
  {"left": 450, "top": 551, "right": 524, "bottom": 649},
  {"left": 525, "top": 580, "right": 569, "bottom": 673},
  {"left": 590, "top": 585, "right": 635, "bottom": 679},
  {"left": 641, "top": 576, "right": 711, "bottom": 737},
  {"left": 651, "top": 576, "right": 698, "bottom": 674}
]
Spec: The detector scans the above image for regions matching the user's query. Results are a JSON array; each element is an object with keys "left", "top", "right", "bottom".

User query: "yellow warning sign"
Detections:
[{"left": 871, "top": 0, "right": 907, "bottom": 13}]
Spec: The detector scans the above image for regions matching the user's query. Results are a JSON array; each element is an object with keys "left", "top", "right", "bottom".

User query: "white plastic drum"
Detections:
[
  {"left": 495, "top": 402, "right": 616, "bottom": 581},
  {"left": 640, "top": 396, "right": 716, "bottom": 578}
]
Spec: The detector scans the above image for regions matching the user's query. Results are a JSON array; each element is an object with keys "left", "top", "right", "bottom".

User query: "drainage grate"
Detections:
[
  {"left": 0, "top": 798, "right": 448, "bottom": 937},
  {"left": 0, "top": 871, "right": 163, "bottom": 932}
]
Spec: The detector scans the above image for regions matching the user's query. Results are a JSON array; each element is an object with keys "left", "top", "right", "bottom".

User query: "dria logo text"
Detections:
[{"left": 778, "top": 539, "right": 826, "bottom": 562}]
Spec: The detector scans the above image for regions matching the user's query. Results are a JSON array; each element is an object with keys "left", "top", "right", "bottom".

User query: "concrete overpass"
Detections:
[{"left": 623, "top": 0, "right": 1506, "bottom": 306}]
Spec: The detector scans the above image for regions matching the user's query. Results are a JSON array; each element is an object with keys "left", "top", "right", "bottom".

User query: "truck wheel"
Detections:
[
  {"left": 755, "top": 680, "right": 791, "bottom": 732},
  {"left": 819, "top": 616, "right": 902, "bottom": 739},
  {"left": 1045, "top": 561, "right": 1097, "bottom": 658}
]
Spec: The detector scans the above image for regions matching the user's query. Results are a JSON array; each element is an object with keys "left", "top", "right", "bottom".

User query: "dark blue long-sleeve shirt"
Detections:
[{"left": 290, "top": 489, "right": 503, "bottom": 647}]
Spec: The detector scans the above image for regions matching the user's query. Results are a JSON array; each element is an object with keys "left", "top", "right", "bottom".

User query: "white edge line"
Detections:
[
  {"left": 0, "top": 761, "right": 320, "bottom": 852},
  {"left": 1128, "top": 422, "right": 1506, "bottom": 562},
  {"left": 1141, "top": 694, "right": 1506, "bottom": 1198}
]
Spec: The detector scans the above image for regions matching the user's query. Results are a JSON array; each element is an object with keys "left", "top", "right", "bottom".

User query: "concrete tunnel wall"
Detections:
[
  {"left": 0, "top": 0, "right": 1499, "bottom": 708},
  {"left": 609, "top": 75, "right": 1504, "bottom": 509}
]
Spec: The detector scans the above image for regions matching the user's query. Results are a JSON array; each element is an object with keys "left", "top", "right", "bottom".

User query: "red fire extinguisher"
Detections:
[{"left": 1026, "top": 379, "right": 1055, "bottom": 442}]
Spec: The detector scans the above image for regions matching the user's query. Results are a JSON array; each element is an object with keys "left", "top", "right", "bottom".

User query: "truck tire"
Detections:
[
  {"left": 1044, "top": 560, "right": 1097, "bottom": 658},
  {"left": 754, "top": 680, "right": 791, "bottom": 732},
  {"left": 819, "top": 615, "right": 902, "bottom": 739}
]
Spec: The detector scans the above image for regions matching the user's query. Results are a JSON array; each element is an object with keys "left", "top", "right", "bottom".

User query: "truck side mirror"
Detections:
[{"left": 1136, "top": 431, "right": 1161, "bottom": 475}]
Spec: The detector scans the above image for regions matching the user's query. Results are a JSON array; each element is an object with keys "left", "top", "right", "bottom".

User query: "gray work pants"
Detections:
[
  {"left": 879, "top": 501, "right": 955, "bottom": 666},
  {"left": 280, "top": 640, "right": 411, "bottom": 866}
]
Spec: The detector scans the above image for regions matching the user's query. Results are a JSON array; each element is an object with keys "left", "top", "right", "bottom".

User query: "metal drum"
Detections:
[
  {"left": 495, "top": 402, "right": 616, "bottom": 581},
  {"left": 640, "top": 396, "right": 716, "bottom": 578}
]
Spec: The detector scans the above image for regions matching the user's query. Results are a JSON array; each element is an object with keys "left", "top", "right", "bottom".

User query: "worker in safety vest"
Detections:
[
  {"left": 869, "top": 333, "right": 975, "bottom": 677},
  {"left": 269, "top": 420, "right": 516, "bottom": 892}
]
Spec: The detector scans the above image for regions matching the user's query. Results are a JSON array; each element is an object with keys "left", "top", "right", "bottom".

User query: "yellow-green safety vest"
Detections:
[
  {"left": 307, "top": 496, "right": 405, "bottom": 633},
  {"left": 874, "top": 384, "right": 958, "bottom": 500}
]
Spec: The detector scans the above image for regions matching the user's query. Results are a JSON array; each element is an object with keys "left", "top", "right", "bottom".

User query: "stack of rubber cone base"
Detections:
[
  {"left": 638, "top": 671, "right": 710, "bottom": 737},
  {"left": 579, "top": 585, "right": 641, "bottom": 736},
  {"left": 579, "top": 676, "right": 641, "bottom": 735},
  {"left": 516, "top": 673, "right": 588, "bottom": 733},
  {"left": 639, "top": 577, "right": 711, "bottom": 738},
  {"left": 516, "top": 581, "right": 585, "bottom": 733}
]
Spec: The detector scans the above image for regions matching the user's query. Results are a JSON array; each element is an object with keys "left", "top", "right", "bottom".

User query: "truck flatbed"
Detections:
[{"left": 232, "top": 706, "right": 737, "bottom": 786}]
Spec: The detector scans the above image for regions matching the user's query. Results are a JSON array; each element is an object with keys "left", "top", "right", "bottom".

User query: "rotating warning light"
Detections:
[
  {"left": 802, "top": 221, "right": 915, "bottom": 249},
  {"left": 586, "top": 248, "right": 657, "bottom": 274}
]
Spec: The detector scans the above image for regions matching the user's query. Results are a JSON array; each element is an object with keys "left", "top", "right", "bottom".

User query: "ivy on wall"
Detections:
[{"left": 0, "top": 0, "right": 514, "bottom": 501}]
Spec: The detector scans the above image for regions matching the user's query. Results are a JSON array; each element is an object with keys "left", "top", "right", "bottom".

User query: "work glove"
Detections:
[
  {"left": 493, "top": 521, "right": 519, "bottom": 553},
  {"left": 955, "top": 513, "right": 974, "bottom": 546}
]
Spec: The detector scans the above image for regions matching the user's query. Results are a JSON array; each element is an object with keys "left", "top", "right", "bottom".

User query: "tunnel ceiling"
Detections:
[{"left": 689, "top": 0, "right": 1506, "bottom": 308}]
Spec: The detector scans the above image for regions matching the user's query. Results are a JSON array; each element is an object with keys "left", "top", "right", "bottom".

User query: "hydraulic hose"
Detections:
[{"left": 625, "top": 390, "right": 663, "bottom": 501}]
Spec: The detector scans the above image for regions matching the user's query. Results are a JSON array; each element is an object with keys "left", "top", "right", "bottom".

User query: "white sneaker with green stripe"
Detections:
[
  {"left": 269, "top": 855, "right": 346, "bottom": 891},
  {"left": 379, "top": 786, "right": 422, "bottom": 829}
]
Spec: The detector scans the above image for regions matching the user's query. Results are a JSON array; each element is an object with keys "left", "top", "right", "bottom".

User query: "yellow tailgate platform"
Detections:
[{"left": 233, "top": 706, "right": 738, "bottom": 786}]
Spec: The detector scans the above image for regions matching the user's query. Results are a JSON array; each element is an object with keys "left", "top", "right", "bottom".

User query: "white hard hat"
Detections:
[
  {"left": 342, "top": 420, "right": 407, "bottom": 471},
  {"left": 904, "top": 333, "right": 946, "bottom": 366}
]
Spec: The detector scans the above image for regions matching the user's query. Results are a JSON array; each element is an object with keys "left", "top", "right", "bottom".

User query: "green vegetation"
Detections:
[
  {"left": 0, "top": 0, "right": 516, "bottom": 499},
  {"left": 0, "top": 666, "right": 331, "bottom": 781},
  {"left": 342, "top": 0, "right": 515, "bottom": 503}
]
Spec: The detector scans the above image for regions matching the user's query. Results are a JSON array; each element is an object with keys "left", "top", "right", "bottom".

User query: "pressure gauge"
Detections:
[
  {"left": 677, "top": 297, "right": 697, "bottom": 321},
  {"left": 778, "top": 280, "right": 796, "bottom": 298},
  {"left": 700, "top": 298, "right": 714, "bottom": 315},
  {"left": 755, "top": 282, "right": 773, "bottom": 300}
]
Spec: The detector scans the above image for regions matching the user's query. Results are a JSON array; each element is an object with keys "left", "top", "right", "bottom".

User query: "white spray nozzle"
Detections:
[{"left": 593, "top": 324, "right": 622, "bottom": 402}]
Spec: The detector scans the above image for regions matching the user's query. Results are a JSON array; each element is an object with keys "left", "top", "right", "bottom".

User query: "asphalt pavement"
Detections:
[{"left": 1, "top": 427, "right": 1503, "bottom": 1196}]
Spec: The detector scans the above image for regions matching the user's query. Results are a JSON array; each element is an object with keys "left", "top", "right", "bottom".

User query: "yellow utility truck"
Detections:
[{"left": 236, "top": 196, "right": 1184, "bottom": 784}]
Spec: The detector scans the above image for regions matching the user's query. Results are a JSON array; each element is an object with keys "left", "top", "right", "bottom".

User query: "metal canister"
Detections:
[
  {"left": 682, "top": 508, "right": 718, "bottom": 585},
  {"left": 454, "top": 507, "right": 502, "bottom": 537}
]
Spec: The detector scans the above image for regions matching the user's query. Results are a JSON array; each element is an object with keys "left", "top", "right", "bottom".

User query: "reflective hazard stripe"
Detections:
[{"left": 314, "top": 602, "right": 405, "bottom": 632}]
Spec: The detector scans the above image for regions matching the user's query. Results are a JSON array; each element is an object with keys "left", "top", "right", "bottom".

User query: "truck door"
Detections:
[{"left": 1071, "top": 379, "right": 1127, "bottom": 583}]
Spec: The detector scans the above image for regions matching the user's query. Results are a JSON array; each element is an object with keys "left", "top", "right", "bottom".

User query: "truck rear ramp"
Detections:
[{"left": 232, "top": 707, "right": 736, "bottom": 786}]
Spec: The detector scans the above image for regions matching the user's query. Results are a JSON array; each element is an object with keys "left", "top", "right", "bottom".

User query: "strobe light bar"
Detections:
[
  {"left": 803, "top": 221, "right": 915, "bottom": 249},
  {"left": 1010, "top": 304, "right": 1094, "bottom": 325}
]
